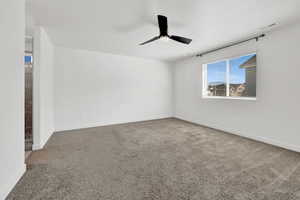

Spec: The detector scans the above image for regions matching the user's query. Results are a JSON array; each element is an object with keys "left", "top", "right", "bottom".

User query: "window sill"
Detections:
[{"left": 202, "top": 96, "right": 257, "bottom": 101}]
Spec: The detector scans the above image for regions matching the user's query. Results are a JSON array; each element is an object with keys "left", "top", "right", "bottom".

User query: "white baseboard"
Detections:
[
  {"left": 0, "top": 164, "right": 26, "bottom": 200},
  {"left": 175, "top": 117, "right": 300, "bottom": 153},
  {"left": 32, "top": 143, "right": 42, "bottom": 151},
  {"left": 55, "top": 116, "right": 173, "bottom": 133},
  {"left": 32, "top": 131, "right": 54, "bottom": 151}
]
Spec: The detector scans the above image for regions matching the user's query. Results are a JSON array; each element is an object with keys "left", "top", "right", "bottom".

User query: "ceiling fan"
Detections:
[{"left": 139, "top": 15, "right": 192, "bottom": 45}]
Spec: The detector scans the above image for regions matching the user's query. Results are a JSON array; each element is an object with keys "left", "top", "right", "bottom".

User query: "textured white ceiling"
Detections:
[{"left": 27, "top": 0, "right": 300, "bottom": 61}]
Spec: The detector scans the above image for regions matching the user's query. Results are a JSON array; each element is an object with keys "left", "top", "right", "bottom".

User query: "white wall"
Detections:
[
  {"left": 33, "top": 27, "right": 55, "bottom": 150},
  {"left": 173, "top": 22, "right": 300, "bottom": 152},
  {"left": 54, "top": 47, "right": 172, "bottom": 131},
  {"left": 0, "top": 0, "right": 26, "bottom": 199}
]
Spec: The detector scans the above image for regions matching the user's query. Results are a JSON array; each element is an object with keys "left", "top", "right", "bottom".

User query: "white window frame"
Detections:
[{"left": 202, "top": 53, "right": 257, "bottom": 101}]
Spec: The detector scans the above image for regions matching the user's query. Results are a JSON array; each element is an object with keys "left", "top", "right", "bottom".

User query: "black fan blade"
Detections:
[
  {"left": 139, "top": 36, "right": 160, "bottom": 45},
  {"left": 158, "top": 15, "right": 168, "bottom": 36},
  {"left": 170, "top": 35, "right": 192, "bottom": 44}
]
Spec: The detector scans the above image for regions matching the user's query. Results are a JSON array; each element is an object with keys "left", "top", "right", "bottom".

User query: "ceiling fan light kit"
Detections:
[{"left": 140, "top": 15, "right": 192, "bottom": 45}]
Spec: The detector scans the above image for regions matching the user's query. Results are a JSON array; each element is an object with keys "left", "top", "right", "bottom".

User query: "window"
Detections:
[{"left": 203, "top": 53, "right": 256, "bottom": 100}]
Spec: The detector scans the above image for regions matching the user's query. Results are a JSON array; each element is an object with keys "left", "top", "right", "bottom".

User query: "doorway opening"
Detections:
[{"left": 25, "top": 36, "right": 33, "bottom": 155}]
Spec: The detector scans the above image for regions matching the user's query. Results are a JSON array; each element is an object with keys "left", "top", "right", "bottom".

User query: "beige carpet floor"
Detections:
[{"left": 8, "top": 118, "right": 300, "bottom": 200}]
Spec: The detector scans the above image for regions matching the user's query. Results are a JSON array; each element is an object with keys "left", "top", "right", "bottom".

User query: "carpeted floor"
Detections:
[{"left": 8, "top": 118, "right": 300, "bottom": 200}]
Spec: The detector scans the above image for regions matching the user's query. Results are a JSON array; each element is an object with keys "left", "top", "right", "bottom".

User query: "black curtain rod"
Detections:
[{"left": 196, "top": 34, "right": 265, "bottom": 57}]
